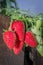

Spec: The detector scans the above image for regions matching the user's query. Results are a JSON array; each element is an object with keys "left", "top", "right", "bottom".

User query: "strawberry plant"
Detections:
[{"left": 1, "top": 8, "right": 43, "bottom": 56}]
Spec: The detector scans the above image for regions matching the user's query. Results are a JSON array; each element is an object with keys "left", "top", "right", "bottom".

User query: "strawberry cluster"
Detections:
[{"left": 3, "top": 20, "right": 37, "bottom": 55}]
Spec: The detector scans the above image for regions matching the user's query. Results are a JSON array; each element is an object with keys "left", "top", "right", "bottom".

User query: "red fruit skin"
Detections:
[
  {"left": 11, "top": 20, "right": 25, "bottom": 41},
  {"left": 3, "top": 31, "right": 16, "bottom": 50},
  {"left": 24, "top": 31, "right": 37, "bottom": 47},
  {"left": 13, "top": 40, "right": 23, "bottom": 55}
]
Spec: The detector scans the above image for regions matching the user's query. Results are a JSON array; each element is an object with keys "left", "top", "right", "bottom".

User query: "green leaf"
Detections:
[
  {"left": 36, "top": 36, "right": 42, "bottom": 44},
  {"left": 36, "top": 19, "right": 41, "bottom": 30},
  {"left": 37, "top": 45, "right": 43, "bottom": 56},
  {"left": 31, "top": 26, "right": 41, "bottom": 36}
]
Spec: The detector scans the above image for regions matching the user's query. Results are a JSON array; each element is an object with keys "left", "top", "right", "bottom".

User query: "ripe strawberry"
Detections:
[
  {"left": 24, "top": 31, "right": 37, "bottom": 47},
  {"left": 3, "top": 31, "right": 16, "bottom": 50},
  {"left": 13, "top": 32, "right": 24, "bottom": 55},
  {"left": 13, "top": 40, "right": 23, "bottom": 55},
  {"left": 11, "top": 20, "right": 25, "bottom": 41}
]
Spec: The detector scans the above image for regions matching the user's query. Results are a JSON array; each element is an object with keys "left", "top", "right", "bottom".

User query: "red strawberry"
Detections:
[
  {"left": 24, "top": 31, "right": 37, "bottom": 47},
  {"left": 13, "top": 32, "right": 23, "bottom": 55},
  {"left": 13, "top": 40, "right": 23, "bottom": 55},
  {"left": 3, "top": 31, "right": 16, "bottom": 50},
  {"left": 11, "top": 20, "right": 25, "bottom": 41}
]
